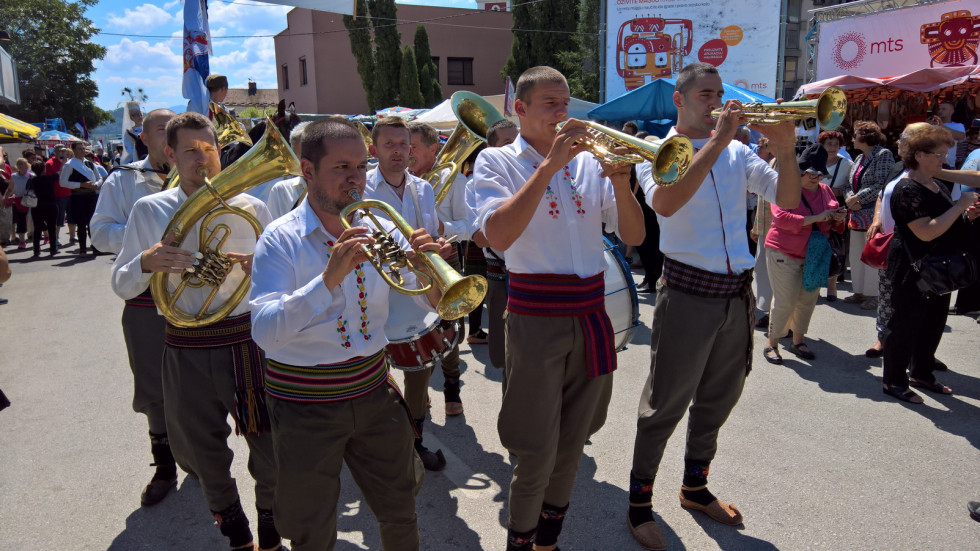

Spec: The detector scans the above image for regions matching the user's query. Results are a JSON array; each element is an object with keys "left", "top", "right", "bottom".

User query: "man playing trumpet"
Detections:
[
  {"left": 111, "top": 112, "right": 284, "bottom": 551},
  {"left": 250, "top": 117, "right": 451, "bottom": 550},
  {"left": 473, "top": 66, "right": 645, "bottom": 551}
]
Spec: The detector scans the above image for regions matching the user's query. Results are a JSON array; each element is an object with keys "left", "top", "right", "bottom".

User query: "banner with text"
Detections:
[
  {"left": 816, "top": 0, "right": 979, "bottom": 80},
  {"left": 604, "top": 0, "right": 781, "bottom": 101}
]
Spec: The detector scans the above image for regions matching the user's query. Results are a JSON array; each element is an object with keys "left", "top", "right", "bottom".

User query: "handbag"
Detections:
[
  {"left": 847, "top": 208, "right": 874, "bottom": 230},
  {"left": 902, "top": 233, "right": 978, "bottom": 296},
  {"left": 20, "top": 187, "right": 38, "bottom": 209},
  {"left": 861, "top": 232, "right": 893, "bottom": 270},
  {"left": 827, "top": 229, "right": 847, "bottom": 278}
]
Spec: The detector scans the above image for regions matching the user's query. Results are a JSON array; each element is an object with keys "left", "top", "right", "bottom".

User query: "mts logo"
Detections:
[
  {"left": 870, "top": 37, "right": 904, "bottom": 53},
  {"left": 832, "top": 31, "right": 903, "bottom": 70}
]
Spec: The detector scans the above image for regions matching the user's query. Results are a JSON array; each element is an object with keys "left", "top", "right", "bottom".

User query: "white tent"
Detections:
[{"left": 414, "top": 94, "right": 599, "bottom": 132}]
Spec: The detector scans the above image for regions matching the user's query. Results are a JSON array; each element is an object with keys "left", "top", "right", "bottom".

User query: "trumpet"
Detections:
[
  {"left": 339, "top": 190, "right": 487, "bottom": 320},
  {"left": 711, "top": 86, "right": 848, "bottom": 130},
  {"left": 556, "top": 120, "right": 694, "bottom": 187}
]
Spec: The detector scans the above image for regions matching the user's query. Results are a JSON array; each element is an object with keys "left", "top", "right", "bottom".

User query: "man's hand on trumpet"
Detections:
[
  {"left": 321, "top": 226, "right": 375, "bottom": 290},
  {"left": 140, "top": 231, "right": 199, "bottom": 274}
]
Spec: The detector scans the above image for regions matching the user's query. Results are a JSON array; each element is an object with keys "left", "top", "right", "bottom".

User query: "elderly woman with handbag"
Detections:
[
  {"left": 845, "top": 121, "right": 894, "bottom": 310},
  {"left": 882, "top": 125, "right": 980, "bottom": 403},
  {"left": 763, "top": 144, "right": 847, "bottom": 364}
]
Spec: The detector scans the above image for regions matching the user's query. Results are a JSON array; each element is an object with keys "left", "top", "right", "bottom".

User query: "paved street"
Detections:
[{"left": 1, "top": 243, "right": 979, "bottom": 550}]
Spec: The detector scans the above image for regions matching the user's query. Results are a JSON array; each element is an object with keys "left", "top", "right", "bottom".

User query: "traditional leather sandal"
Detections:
[
  {"left": 679, "top": 491, "right": 744, "bottom": 525},
  {"left": 909, "top": 378, "right": 952, "bottom": 395},
  {"left": 763, "top": 346, "right": 782, "bottom": 365}
]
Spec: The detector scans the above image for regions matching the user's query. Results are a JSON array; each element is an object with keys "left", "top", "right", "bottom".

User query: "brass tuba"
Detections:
[
  {"left": 423, "top": 91, "right": 505, "bottom": 205},
  {"left": 163, "top": 102, "right": 255, "bottom": 190},
  {"left": 557, "top": 120, "right": 694, "bottom": 187},
  {"left": 710, "top": 86, "right": 848, "bottom": 130},
  {"left": 339, "top": 190, "right": 488, "bottom": 320},
  {"left": 150, "top": 117, "right": 302, "bottom": 328}
]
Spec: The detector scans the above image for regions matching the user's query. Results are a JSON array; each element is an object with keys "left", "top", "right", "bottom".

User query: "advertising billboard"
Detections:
[
  {"left": 816, "top": 0, "right": 979, "bottom": 80},
  {"left": 604, "top": 0, "right": 781, "bottom": 101}
]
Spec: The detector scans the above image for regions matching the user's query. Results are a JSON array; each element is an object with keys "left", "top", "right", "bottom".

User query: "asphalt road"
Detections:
[{"left": 1, "top": 243, "right": 979, "bottom": 550}]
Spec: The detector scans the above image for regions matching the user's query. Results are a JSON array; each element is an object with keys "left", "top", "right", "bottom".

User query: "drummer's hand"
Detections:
[
  {"left": 322, "top": 227, "right": 374, "bottom": 290},
  {"left": 226, "top": 252, "right": 253, "bottom": 276},
  {"left": 140, "top": 232, "right": 198, "bottom": 274}
]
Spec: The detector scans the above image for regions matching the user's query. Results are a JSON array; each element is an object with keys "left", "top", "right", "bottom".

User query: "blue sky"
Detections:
[{"left": 89, "top": 0, "right": 477, "bottom": 112}]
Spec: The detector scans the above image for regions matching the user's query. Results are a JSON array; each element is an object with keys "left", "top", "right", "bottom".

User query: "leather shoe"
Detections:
[
  {"left": 445, "top": 401, "right": 464, "bottom": 416},
  {"left": 417, "top": 447, "right": 446, "bottom": 471},
  {"left": 141, "top": 476, "right": 177, "bottom": 506},
  {"left": 627, "top": 513, "right": 666, "bottom": 550},
  {"left": 679, "top": 492, "right": 743, "bottom": 525},
  {"left": 636, "top": 281, "right": 655, "bottom": 294}
]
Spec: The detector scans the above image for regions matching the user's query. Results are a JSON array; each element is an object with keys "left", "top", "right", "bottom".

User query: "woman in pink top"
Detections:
[{"left": 764, "top": 144, "right": 847, "bottom": 364}]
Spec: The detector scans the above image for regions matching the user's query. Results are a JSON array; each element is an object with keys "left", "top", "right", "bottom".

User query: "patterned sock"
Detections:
[
  {"left": 628, "top": 471, "right": 655, "bottom": 527},
  {"left": 681, "top": 459, "right": 717, "bottom": 506},
  {"left": 212, "top": 499, "right": 253, "bottom": 548},
  {"left": 506, "top": 527, "right": 535, "bottom": 551},
  {"left": 534, "top": 502, "right": 569, "bottom": 546}
]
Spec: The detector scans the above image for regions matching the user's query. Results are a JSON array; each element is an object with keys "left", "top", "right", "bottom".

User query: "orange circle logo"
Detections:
[{"left": 721, "top": 26, "right": 743, "bottom": 46}]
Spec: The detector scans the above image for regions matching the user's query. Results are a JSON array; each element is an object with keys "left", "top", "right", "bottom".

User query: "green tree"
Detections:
[
  {"left": 502, "top": 0, "right": 582, "bottom": 87},
  {"left": 398, "top": 46, "right": 424, "bottom": 109},
  {"left": 502, "top": 0, "right": 534, "bottom": 82},
  {"left": 557, "top": 0, "right": 600, "bottom": 102},
  {"left": 0, "top": 0, "right": 113, "bottom": 127},
  {"left": 413, "top": 25, "right": 441, "bottom": 107},
  {"left": 369, "top": 0, "right": 401, "bottom": 108},
  {"left": 343, "top": 0, "right": 380, "bottom": 111}
]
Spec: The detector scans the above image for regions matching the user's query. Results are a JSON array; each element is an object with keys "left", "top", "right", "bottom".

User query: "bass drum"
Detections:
[
  {"left": 603, "top": 236, "right": 640, "bottom": 351},
  {"left": 384, "top": 292, "right": 460, "bottom": 371}
]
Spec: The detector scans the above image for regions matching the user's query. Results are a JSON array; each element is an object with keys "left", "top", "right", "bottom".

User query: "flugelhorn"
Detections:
[
  {"left": 711, "top": 86, "right": 847, "bottom": 130},
  {"left": 557, "top": 120, "right": 694, "bottom": 187},
  {"left": 339, "top": 190, "right": 488, "bottom": 320},
  {"left": 150, "top": 117, "right": 302, "bottom": 328},
  {"left": 424, "top": 91, "right": 505, "bottom": 205}
]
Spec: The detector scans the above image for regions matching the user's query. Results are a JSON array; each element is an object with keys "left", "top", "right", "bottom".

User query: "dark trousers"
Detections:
[
  {"left": 30, "top": 204, "right": 57, "bottom": 255},
  {"left": 70, "top": 193, "right": 98, "bottom": 251},
  {"left": 882, "top": 277, "right": 951, "bottom": 388},
  {"left": 954, "top": 223, "right": 980, "bottom": 313},
  {"left": 746, "top": 209, "right": 757, "bottom": 258},
  {"left": 12, "top": 206, "right": 28, "bottom": 234},
  {"left": 634, "top": 186, "right": 663, "bottom": 283}
]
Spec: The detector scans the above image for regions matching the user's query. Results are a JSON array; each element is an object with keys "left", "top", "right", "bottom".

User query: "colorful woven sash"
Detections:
[
  {"left": 124, "top": 288, "right": 156, "bottom": 308},
  {"left": 484, "top": 249, "right": 506, "bottom": 282},
  {"left": 165, "top": 313, "right": 270, "bottom": 436},
  {"left": 265, "top": 349, "right": 390, "bottom": 403},
  {"left": 506, "top": 271, "right": 615, "bottom": 379},
  {"left": 662, "top": 257, "right": 753, "bottom": 299}
]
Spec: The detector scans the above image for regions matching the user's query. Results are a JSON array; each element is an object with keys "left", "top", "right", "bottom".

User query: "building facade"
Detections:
[{"left": 274, "top": 5, "right": 513, "bottom": 115}]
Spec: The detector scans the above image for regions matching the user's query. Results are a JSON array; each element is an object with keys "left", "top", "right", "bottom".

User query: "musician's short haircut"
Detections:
[
  {"left": 301, "top": 117, "right": 362, "bottom": 167},
  {"left": 143, "top": 109, "right": 176, "bottom": 128},
  {"left": 289, "top": 121, "right": 312, "bottom": 152},
  {"left": 165, "top": 111, "right": 218, "bottom": 149},
  {"left": 515, "top": 66, "right": 567, "bottom": 103},
  {"left": 371, "top": 116, "right": 410, "bottom": 144},
  {"left": 407, "top": 121, "right": 439, "bottom": 147},
  {"left": 675, "top": 63, "right": 720, "bottom": 96},
  {"left": 487, "top": 119, "right": 518, "bottom": 147}
]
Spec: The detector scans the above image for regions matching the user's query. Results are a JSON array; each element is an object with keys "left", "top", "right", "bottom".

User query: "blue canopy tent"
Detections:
[{"left": 588, "top": 79, "right": 775, "bottom": 137}]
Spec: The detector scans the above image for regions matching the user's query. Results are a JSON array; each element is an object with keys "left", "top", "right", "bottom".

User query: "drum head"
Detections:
[
  {"left": 603, "top": 236, "right": 640, "bottom": 351},
  {"left": 385, "top": 292, "right": 440, "bottom": 343}
]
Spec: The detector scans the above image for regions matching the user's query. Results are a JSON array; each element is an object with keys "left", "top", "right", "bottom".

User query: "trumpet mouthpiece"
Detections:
[{"left": 347, "top": 189, "right": 361, "bottom": 201}]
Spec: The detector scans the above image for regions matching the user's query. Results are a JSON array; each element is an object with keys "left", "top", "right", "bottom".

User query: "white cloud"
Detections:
[
  {"left": 103, "top": 38, "right": 183, "bottom": 72},
  {"left": 106, "top": 4, "right": 177, "bottom": 30},
  {"left": 162, "top": 0, "right": 183, "bottom": 10}
]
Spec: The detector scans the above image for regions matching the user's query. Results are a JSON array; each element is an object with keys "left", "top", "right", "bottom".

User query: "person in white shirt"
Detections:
[
  {"left": 467, "top": 119, "right": 519, "bottom": 383},
  {"left": 627, "top": 62, "right": 801, "bottom": 550},
  {"left": 363, "top": 116, "right": 451, "bottom": 472},
  {"left": 936, "top": 101, "right": 966, "bottom": 167},
  {"left": 473, "top": 66, "right": 644, "bottom": 551},
  {"left": 91, "top": 108, "right": 179, "bottom": 507},
  {"left": 60, "top": 142, "right": 104, "bottom": 255},
  {"left": 250, "top": 117, "right": 449, "bottom": 551},
  {"left": 265, "top": 120, "right": 311, "bottom": 220},
  {"left": 407, "top": 120, "right": 471, "bottom": 417},
  {"left": 111, "top": 112, "right": 284, "bottom": 551}
]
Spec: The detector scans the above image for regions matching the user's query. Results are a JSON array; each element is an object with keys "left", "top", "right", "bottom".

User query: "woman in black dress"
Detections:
[{"left": 882, "top": 125, "right": 980, "bottom": 403}]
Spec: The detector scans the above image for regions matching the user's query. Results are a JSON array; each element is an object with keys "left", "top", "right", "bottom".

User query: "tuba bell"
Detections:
[
  {"left": 339, "top": 190, "right": 488, "bottom": 321},
  {"left": 150, "top": 116, "right": 302, "bottom": 328},
  {"left": 710, "top": 86, "right": 848, "bottom": 130},
  {"left": 423, "top": 91, "right": 505, "bottom": 205},
  {"left": 557, "top": 120, "right": 694, "bottom": 187},
  {"left": 163, "top": 102, "right": 255, "bottom": 190}
]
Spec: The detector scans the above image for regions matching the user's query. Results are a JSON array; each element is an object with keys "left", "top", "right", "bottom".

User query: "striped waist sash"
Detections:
[
  {"left": 124, "top": 288, "right": 156, "bottom": 308},
  {"left": 506, "top": 271, "right": 615, "bottom": 379},
  {"left": 485, "top": 256, "right": 507, "bottom": 282},
  {"left": 662, "top": 257, "right": 752, "bottom": 299},
  {"left": 165, "top": 314, "right": 269, "bottom": 436},
  {"left": 266, "top": 349, "right": 390, "bottom": 403}
]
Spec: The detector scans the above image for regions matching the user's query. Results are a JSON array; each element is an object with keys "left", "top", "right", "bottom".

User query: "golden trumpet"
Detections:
[
  {"left": 711, "top": 86, "right": 848, "bottom": 130},
  {"left": 557, "top": 120, "right": 694, "bottom": 187},
  {"left": 339, "top": 190, "right": 487, "bottom": 320}
]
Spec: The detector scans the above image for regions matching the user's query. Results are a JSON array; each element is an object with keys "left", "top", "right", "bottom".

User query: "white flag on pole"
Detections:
[{"left": 182, "top": 0, "right": 212, "bottom": 116}]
